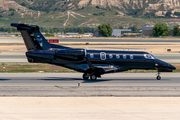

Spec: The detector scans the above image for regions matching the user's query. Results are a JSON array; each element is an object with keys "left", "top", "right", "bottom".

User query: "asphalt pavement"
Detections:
[{"left": 0, "top": 73, "right": 180, "bottom": 97}]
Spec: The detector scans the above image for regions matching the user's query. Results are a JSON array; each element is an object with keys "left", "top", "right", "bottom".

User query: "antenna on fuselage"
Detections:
[{"left": 85, "top": 47, "right": 89, "bottom": 50}]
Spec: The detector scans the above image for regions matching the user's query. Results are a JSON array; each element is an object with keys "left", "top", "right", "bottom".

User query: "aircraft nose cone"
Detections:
[
  {"left": 169, "top": 64, "right": 176, "bottom": 70},
  {"left": 155, "top": 59, "right": 176, "bottom": 70},
  {"left": 164, "top": 62, "right": 176, "bottom": 70}
]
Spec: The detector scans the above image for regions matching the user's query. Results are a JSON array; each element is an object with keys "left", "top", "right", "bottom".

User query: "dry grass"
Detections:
[
  {"left": 0, "top": 63, "right": 74, "bottom": 73},
  {"left": 172, "top": 63, "right": 180, "bottom": 70}
]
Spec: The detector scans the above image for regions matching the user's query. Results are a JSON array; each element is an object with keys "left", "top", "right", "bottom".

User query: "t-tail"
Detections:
[{"left": 11, "top": 23, "right": 51, "bottom": 51}]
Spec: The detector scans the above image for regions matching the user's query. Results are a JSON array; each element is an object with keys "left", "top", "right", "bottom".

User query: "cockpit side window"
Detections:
[{"left": 144, "top": 54, "right": 155, "bottom": 59}]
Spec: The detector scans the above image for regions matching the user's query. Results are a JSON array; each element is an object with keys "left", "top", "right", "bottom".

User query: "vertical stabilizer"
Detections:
[
  {"left": 11, "top": 23, "right": 50, "bottom": 51},
  {"left": 20, "top": 30, "right": 36, "bottom": 51}
]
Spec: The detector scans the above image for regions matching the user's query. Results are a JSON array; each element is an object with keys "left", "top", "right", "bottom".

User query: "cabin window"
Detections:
[
  {"left": 109, "top": 54, "right": 113, "bottom": 59},
  {"left": 116, "top": 54, "right": 120, "bottom": 59},
  {"left": 100, "top": 52, "right": 106, "bottom": 60},
  {"left": 90, "top": 54, "right": 94, "bottom": 58},
  {"left": 123, "top": 55, "right": 127, "bottom": 59},
  {"left": 130, "top": 55, "right": 134, "bottom": 59}
]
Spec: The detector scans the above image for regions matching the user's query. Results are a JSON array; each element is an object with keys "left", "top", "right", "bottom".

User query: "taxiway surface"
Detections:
[
  {"left": 0, "top": 73, "right": 180, "bottom": 97},
  {"left": 2, "top": 38, "right": 180, "bottom": 43}
]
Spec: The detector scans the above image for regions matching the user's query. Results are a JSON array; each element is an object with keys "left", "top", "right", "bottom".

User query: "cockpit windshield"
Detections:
[{"left": 144, "top": 54, "right": 156, "bottom": 59}]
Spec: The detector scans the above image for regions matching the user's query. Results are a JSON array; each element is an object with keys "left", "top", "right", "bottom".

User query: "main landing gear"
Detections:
[
  {"left": 82, "top": 73, "right": 98, "bottom": 81},
  {"left": 156, "top": 71, "right": 161, "bottom": 80},
  {"left": 90, "top": 74, "right": 97, "bottom": 81},
  {"left": 83, "top": 73, "right": 89, "bottom": 80}
]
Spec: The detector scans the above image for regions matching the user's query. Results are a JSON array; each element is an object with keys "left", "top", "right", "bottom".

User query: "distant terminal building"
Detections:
[
  {"left": 93, "top": 29, "right": 102, "bottom": 37},
  {"left": 142, "top": 27, "right": 174, "bottom": 36},
  {"left": 93, "top": 29, "right": 131, "bottom": 37},
  {"left": 112, "top": 29, "right": 131, "bottom": 37}
]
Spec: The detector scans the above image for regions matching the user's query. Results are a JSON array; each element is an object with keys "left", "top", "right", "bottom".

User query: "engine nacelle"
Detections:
[
  {"left": 55, "top": 49, "right": 86, "bottom": 61},
  {"left": 26, "top": 50, "right": 55, "bottom": 63}
]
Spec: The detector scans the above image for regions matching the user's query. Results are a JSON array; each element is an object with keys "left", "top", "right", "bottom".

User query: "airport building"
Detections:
[
  {"left": 142, "top": 27, "right": 174, "bottom": 36},
  {"left": 112, "top": 29, "right": 131, "bottom": 37},
  {"left": 93, "top": 29, "right": 103, "bottom": 37},
  {"left": 93, "top": 29, "right": 131, "bottom": 37}
]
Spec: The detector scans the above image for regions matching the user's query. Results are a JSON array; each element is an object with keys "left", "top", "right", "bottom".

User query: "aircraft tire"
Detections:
[
  {"left": 90, "top": 74, "right": 97, "bottom": 81},
  {"left": 83, "top": 73, "right": 89, "bottom": 80},
  {"left": 156, "top": 75, "right": 161, "bottom": 80}
]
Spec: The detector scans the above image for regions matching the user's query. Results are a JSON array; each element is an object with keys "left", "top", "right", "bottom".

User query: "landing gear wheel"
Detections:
[
  {"left": 90, "top": 74, "right": 97, "bottom": 81},
  {"left": 156, "top": 75, "right": 161, "bottom": 80},
  {"left": 156, "top": 70, "right": 161, "bottom": 80},
  {"left": 83, "top": 73, "right": 89, "bottom": 80}
]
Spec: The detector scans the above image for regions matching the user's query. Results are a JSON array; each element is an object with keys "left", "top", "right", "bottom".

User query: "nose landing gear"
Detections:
[
  {"left": 156, "top": 75, "right": 161, "bottom": 80},
  {"left": 156, "top": 71, "right": 161, "bottom": 80}
]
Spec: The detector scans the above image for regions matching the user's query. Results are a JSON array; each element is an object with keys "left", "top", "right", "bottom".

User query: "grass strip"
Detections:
[{"left": 0, "top": 63, "right": 179, "bottom": 73}]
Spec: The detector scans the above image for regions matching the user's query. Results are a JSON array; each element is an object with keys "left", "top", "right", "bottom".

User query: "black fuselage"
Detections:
[
  {"left": 11, "top": 23, "right": 176, "bottom": 80},
  {"left": 26, "top": 48, "right": 176, "bottom": 74}
]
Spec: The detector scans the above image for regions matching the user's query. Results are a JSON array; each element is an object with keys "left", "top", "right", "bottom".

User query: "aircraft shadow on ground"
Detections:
[
  {"left": 42, "top": 78, "right": 112, "bottom": 83},
  {"left": 82, "top": 79, "right": 170, "bottom": 83},
  {"left": 41, "top": 77, "right": 170, "bottom": 83},
  {"left": 0, "top": 79, "right": 11, "bottom": 81},
  {"left": 0, "top": 78, "right": 170, "bottom": 82},
  {"left": 42, "top": 77, "right": 82, "bottom": 81}
]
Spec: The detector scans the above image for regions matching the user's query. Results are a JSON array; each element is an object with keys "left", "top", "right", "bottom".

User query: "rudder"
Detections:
[{"left": 11, "top": 23, "right": 50, "bottom": 51}]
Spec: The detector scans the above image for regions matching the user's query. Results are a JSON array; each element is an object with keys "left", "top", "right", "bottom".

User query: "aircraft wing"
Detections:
[
  {"left": 83, "top": 57, "right": 128, "bottom": 74},
  {"left": 95, "top": 65, "right": 128, "bottom": 74}
]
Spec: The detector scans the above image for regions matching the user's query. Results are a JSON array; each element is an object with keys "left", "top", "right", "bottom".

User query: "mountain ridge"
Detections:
[
  {"left": 1, "top": 0, "right": 180, "bottom": 28},
  {"left": 13, "top": 0, "right": 180, "bottom": 17}
]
